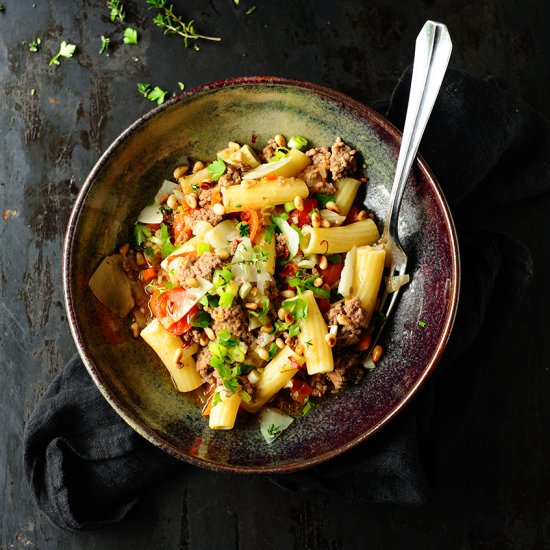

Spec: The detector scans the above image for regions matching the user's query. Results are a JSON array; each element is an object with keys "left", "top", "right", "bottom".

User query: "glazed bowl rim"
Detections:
[{"left": 63, "top": 75, "right": 460, "bottom": 474}]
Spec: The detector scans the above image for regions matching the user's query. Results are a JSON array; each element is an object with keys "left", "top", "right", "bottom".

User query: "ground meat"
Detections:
[
  {"left": 218, "top": 164, "right": 242, "bottom": 188},
  {"left": 326, "top": 350, "right": 364, "bottom": 390},
  {"left": 184, "top": 204, "right": 223, "bottom": 231},
  {"left": 189, "top": 253, "right": 223, "bottom": 281},
  {"left": 297, "top": 165, "right": 337, "bottom": 195},
  {"left": 208, "top": 304, "right": 249, "bottom": 340},
  {"left": 182, "top": 328, "right": 202, "bottom": 345},
  {"left": 198, "top": 187, "right": 212, "bottom": 208},
  {"left": 330, "top": 137, "right": 357, "bottom": 180},
  {"left": 229, "top": 238, "right": 240, "bottom": 255},
  {"left": 326, "top": 297, "right": 367, "bottom": 346},
  {"left": 275, "top": 234, "right": 288, "bottom": 258},
  {"left": 261, "top": 138, "right": 278, "bottom": 162},
  {"left": 195, "top": 346, "right": 214, "bottom": 384},
  {"left": 310, "top": 374, "right": 329, "bottom": 398},
  {"left": 306, "top": 146, "right": 331, "bottom": 173}
]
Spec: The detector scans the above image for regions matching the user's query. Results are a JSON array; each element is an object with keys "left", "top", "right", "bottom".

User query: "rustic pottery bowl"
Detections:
[{"left": 63, "top": 77, "right": 459, "bottom": 473}]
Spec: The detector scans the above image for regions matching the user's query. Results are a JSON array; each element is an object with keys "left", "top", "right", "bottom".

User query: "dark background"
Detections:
[{"left": 1, "top": 1, "right": 549, "bottom": 548}]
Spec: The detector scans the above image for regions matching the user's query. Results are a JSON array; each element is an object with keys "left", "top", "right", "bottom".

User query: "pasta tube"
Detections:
[
  {"left": 299, "top": 290, "right": 334, "bottom": 375},
  {"left": 241, "top": 346, "right": 305, "bottom": 413},
  {"left": 274, "top": 148, "right": 311, "bottom": 177},
  {"left": 222, "top": 178, "right": 309, "bottom": 213},
  {"left": 335, "top": 177, "right": 361, "bottom": 216},
  {"left": 301, "top": 219, "right": 379, "bottom": 255},
  {"left": 209, "top": 391, "right": 242, "bottom": 430},
  {"left": 140, "top": 319, "right": 202, "bottom": 392},
  {"left": 352, "top": 246, "right": 386, "bottom": 325},
  {"left": 256, "top": 229, "right": 276, "bottom": 275},
  {"left": 179, "top": 168, "right": 211, "bottom": 194}
]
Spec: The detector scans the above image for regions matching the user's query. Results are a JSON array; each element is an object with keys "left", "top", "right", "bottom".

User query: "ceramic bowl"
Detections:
[{"left": 63, "top": 77, "right": 459, "bottom": 473}]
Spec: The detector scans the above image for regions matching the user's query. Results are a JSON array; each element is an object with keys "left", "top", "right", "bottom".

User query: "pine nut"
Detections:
[
  {"left": 276, "top": 337, "right": 285, "bottom": 349},
  {"left": 250, "top": 287, "right": 259, "bottom": 296},
  {"left": 325, "top": 201, "right": 339, "bottom": 213},
  {"left": 284, "top": 311, "right": 294, "bottom": 324},
  {"left": 130, "top": 322, "right": 140, "bottom": 338},
  {"left": 280, "top": 289, "right": 296, "bottom": 299},
  {"left": 260, "top": 323, "right": 273, "bottom": 333},
  {"left": 173, "top": 165, "right": 189, "bottom": 179},
  {"left": 372, "top": 345, "right": 383, "bottom": 363},
  {"left": 313, "top": 277, "right": 323, "bottom": 287},
  {"left": 274, "top": 134, "right": 286, "bottom": 148},
  {"left": 185, "top": 277, "right": 199, "bottom": 288},
  {"left": 199, "top": 333, "right": 209, "bottom": 346},
  {"left": 319, "top": 255, "right": 328, "bottom": 270},
  {"left": 294, "top": 195, "right": 304, "bottom": 211},
  {"left": 244, "top": 302, "right": 259, "bottom": 311},
  {"left": 192, "top": 161, "right": 204, "bottom": 173},
  {"left": 278, "top": 307, "right": 287, "bottom": 321},
  {"left": 212, "top": 203, "right": 226, "bottom": 216},
  {"left": 321, "top": 219, "right": 331, "bottom": 228},
  {"left": 215, "top": 248, "right": 230, "bottom": 260},
  {"left": 185, "top": 194, "right": 198, "bottom": 209},
  {"left": 325, "top": 333, "right": 337, "bottom": 347},
  {"left": 256, "top": 347, "right": 269, "bottom": 360},
  {"left": 356, "top": 210, "right": 368, "bottom": 221},
  {"left": 135, "top": 251, "right": 146, "bottom": 266},
  {"left": 119, "top": 242, "right": 130, "bottom": 256},
  {"left": 311, "top": 211, "right": 321, "bottom": 228},
  {"left": 167, "top": 194, "right": 179, "bottom": 210},
  {"left": 294, "top": 344, "right": 304, "bottom": 355},
  {"left": 204, "top": 327, "right": 215, "bottom": 340},
  {"left": 173, "top": 348, "right": 183, "bottom": 364},
  {"left": 337, "top": 314, "right": 351, "bottom": 325}
]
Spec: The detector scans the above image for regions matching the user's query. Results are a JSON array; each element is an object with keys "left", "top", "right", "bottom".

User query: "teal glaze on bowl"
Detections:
[{"left": 63, "top": 77, "right": 459, "bottom": 473}]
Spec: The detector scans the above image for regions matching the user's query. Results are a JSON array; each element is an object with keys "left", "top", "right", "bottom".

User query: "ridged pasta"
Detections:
[
  {"left": 209, "top": 391, "right": 242, "bottom": 430},
  {"left": 335, "top": 178, "right": 361, "bottom": 216},
  {"left": 140, "top": 319, "right": 202, "bottom": 392},
  {"left": 301, "top": 219, "right": 379, "bottom": 254},
  {"left": 352, "top": 246, "right": 386, "bottom": 325},
  {"left": 299, "top": 290, "right": 334, "bottom": 375}
]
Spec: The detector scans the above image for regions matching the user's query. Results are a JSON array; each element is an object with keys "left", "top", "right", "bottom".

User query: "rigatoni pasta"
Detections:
[{"left": 91, "top": 133, "right": 404, "bottom": 442}]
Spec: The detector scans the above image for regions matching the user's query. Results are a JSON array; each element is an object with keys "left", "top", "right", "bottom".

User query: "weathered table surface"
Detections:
[{"left": 2, "top": 1, "right": 549, "bottom": 548}]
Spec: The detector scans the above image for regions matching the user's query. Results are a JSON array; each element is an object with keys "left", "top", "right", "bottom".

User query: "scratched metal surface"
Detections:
[{"left": 1, "top": 1, "right": 549, "bottom": 548}]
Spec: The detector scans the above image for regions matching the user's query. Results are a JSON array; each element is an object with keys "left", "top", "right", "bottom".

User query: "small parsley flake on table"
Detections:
[
  {"left": 99, "top": 35, "right": 111, "bottom": 54},
  {"left": 137, "top": 83, "right": 168, "bottom": 105},
  {"left": 49, "top": 41, "right": 76, "bottom": 66},
  {"left": 123, "top": 27, "right": 139, "bottom": 45}
]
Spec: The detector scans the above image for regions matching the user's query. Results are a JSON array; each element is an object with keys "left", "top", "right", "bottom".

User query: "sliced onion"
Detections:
[
  {"left": 241, "top": 156, "right": 292, "bottom": 180},
  {"left": 137, "top": 180, "right": 178, "bottom": 224},
  {"left": 272, "top": 217, "right": 300, "bottom": 258},
  {"left": 338, "top": 246, "right": 356, "bottom": 298},
  {"left": 385, "top": 274, "right": 410, "bottom": 293},
  {"left": 204, "top": 219, "right": 239, "bottom": 250},
  {"left": 320, "top": 209, "right": 346, "bottom": 226}
]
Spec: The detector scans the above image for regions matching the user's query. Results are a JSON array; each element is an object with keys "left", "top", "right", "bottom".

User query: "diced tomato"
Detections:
[
  {"left": 289, "top": 378, "right": 312, "bottom": 404},
  {"left": 315, "top": 298, "right": 331, "bottom": 313},
  {"left": 149, "top": 289, "right": 197, "bottom": 335},
  {"left": 240, "top": 207, "right": 261, "bottom": 243},
  {"left": 266, "top": 172, "right": 277, "bottom": 180},
  {"left": 319, "top": 262, "right": 344, "bottom": 287},
  {"left": 291, "top": 198, "right": 318, "bottom": 228},
  {"left": 172, "top": 213, "right": 192, "bottom": 242}
]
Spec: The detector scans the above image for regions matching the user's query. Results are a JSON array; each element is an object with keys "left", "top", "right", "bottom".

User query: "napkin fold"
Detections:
[{"left": 23, "top": 68, "right": 546, "bottom": 530}]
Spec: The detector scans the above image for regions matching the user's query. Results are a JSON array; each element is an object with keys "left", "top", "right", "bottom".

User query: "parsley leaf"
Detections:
[
  {"left": 137, "top": 82, "right": 168, "bottom": 105},
  {"left": 288, "top": 273, "right": 330, "bottom": 301},
  {"left": 123, "top": 27, "right": 139, "bottom": 45},
  {"left": 49, "top": 41, "right": 76, "bottom": 66},
  {"left": 266, "top": 424, "right": 280, "bottom": 437},
  {"left": 236, "top": 221, "right": 250, "bottom": 237},
  {"left": 107, "top": 0, "right": 125, "bottom": 22},
  {"left": 207, "top": 158, "right": 226, "bottom": 181},
  {"left": 99, "top": 35, "right": 111, "bottom": 54},
  {"left": 159, "top": 223, "right": 176, "bottom": 258},
  {"left": 212, "top": 392, "right": 222, "bottom": 408},
  {"left": 29, "top": 38, "right": 41, "bottom": 52},
  {"left": 133, "top": 223, "right": 152, "bottom": 247},
  {"left": 312, "top": 193, "right": 336, "bottom": 208},
  {"left": 264, "top": 224, "right": 276, "bottom": 244},
  {"left": 190, "top": 310, "right": 212, "bottom": 328}
]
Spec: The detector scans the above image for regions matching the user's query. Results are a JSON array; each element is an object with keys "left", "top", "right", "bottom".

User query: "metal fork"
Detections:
[{"left": 366, "top": 21, "right": 452, "bottom": 356}]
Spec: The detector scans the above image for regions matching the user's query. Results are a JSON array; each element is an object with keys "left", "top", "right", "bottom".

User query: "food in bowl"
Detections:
[{"left": 89, "top": 133, "right": 407, "bottom": 442}]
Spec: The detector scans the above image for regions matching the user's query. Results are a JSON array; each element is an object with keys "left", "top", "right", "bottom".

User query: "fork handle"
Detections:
[{"left": 384, "top": 21, "right": 452, "bottom": 241}]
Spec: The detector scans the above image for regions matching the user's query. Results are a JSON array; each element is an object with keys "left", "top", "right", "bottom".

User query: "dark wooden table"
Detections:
[{"left": 2, "top": 1, "right": 549, "bottom": 548}]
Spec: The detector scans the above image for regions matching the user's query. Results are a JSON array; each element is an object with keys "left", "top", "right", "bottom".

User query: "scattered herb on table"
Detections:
[
  {"left": 123, "top": 27, "right": 139, "bottom": 44},
  {"left": 29, "top": 38, "right": 41, "bottom": 52},
  {"left": 146, "top": 0, "right": 221, "bottom": 49},
  {"left": 246, "top": 6, "right": 256, "bottom": 14},
  {"left": 418, "top": 321, "right": 426, "bottom": 328},
  {"left": 137, "top": 82, "right": 168, "bottom": 104},
  {"left": 107, "top": 0, "right": 126, "bottom": 22},
  {"left": 49, "top": 41, "right": 76, "bottom": 66},
  {"left": 177, "top": 81, "right": 185, "bottom": 90},
  {"left": 30, "top": 88, "right": 36, "bottom": 96},
  {"left": 99, "top": 35, "right": 111, "bottom": 54},
  {"left": 0, "top": 5, "right": 5, "bottom": 13}
]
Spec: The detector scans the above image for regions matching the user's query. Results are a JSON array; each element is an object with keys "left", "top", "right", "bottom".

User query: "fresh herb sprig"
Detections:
[
  {"left": 99, "top": 35, "right": 111, "bottom": 54},
  {"left": 137, "top": 82, "right": 168, "bottom": 104},
  {"left": 123, "top": 27, "right": 138, "bottom": 44},
  {"left": 29, "top": 38, "right": 42, "bottom": 52},
  {"left": 146, "top": 0, "right": 221, "bottom": 49}
]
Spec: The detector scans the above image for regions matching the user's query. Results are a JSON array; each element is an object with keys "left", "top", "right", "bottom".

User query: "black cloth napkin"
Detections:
[{"left": 23, "top": 68, "right": 548, "bottom": 530}]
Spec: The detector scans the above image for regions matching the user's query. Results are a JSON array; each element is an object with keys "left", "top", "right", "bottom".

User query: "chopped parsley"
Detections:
[
  {"left": 268, "top": 342, "right": 279, "bottom": 359},
  {"left": 123, "top": 27, "right": 139, "bottom": 45},
  {"left": 29, "top": 38, "right": 41, "bottom": 52},
  {"left": 287, "top": 271, "right": 330, "bottom": 301},
  {"left": 212, "top": 392, "right": 222, "bottom": 408},
  {"left": 246, "top": 5, "right": 257, "bottom": 14},
  {"left": 178, "top": 81, "right": 185, "bottom": 90},
  {"left": 99, "top": 35, "right": 111, "bottom": 54},
  {"left": 159, "top": 223, "right": 176, "bottom": 258},
  {"left": 207, "top": 158, "right": 226, "bottom": 181},
  {"left": 137, "top": 82, "right": 168, "bottom": 105},
  {"left": 328, "top": 254, "right": 343, "bottom": 264},
  {"left": 418, "top": 321, "right": 426, "bottom": 328},
  {"left": 302, "top": 398, "right": 313, "bottom": 415},
  {"left": 190, "top": 310, "right": 211, "bottom": 328},
  {"left": 236, "top": 221, "right": 250, "bottom": 237},
  {"left": 133, "top": 223, "right": 152, "bottom": 246},
  {"left": 266, "top": 424, "right": 281, "bottom": 438},
  {"left": 107, "top": 0, "right": 125, "bottom": 22},
  {"left": 208, "top": 333, "right": 247, "bottom": 394},
  {"left": 264, "top": 223, "right": 276, "bottom": 244},
  {"left": 49, "top": 41, "right": 76, "bottom": 66},
  {"left": 312, "top": 193, "right": 336, "bottom": 208}
]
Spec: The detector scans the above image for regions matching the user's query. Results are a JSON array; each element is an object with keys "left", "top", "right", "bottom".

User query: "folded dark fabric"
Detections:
[{"left": 23, "top": 68, "right": 545, "bottom": 530}]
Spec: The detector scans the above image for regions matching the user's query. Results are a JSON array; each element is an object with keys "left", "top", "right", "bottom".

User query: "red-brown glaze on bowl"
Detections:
[{"left": 63, "top": 77, "right": 459, "bottom": 473}]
